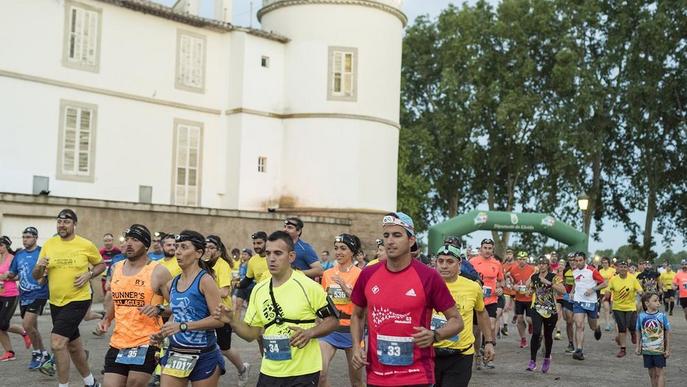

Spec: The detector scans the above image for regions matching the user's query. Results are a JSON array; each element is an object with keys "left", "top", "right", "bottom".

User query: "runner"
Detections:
[
  {"left": 605, "top": 260, "right": 642, "bottom": 358},
  {"left": 672, "top": 260, "right": 687, "bottom": 322},
  {"left": 202, "top": 235, "right": 250, "bottom": 386},
  {"left": 570, "top": 252, "right": 607, "bottom": 360},
  {"left": 152, "top": 230, "right": 226, "bottom": 387},
  {"left": 526, "top": 256, "right": 565, "bottom": 372},
  {"left": 561, "top": 254, "right": 576, "bottom": 353},
  {"left": 283, "top": 217, "right": 323, "bottom": 279},
  {"left": 508, "top": 251, "right": 535, "bottom": 349},
  {"left": 501, "top": 248, "right": 515, "bottom": 337},
  {"left": 432, "top": 244, "right": 494, "bottom": 387},
  {"left": 99, "top": 233, "right": 121, "bottom": 296},
  {"left": 635, "top": 292, "right": 671, "bottom": 387},
  {"left": 658, "top": 264, "right": 676, "bottom": 315},
  {"left": 0, "top": 236, "right": 33, "bottom": 362},
  {"left": 147, "top": 233, "right": 165, "bottom": 261},
  {"left": 319, "top": 233, "right": 363, "bottom": 387},
  {"left": 3, "top": 227, "right": 49, "bottom": 368},
  {"left": 637, "top": 260, "right": 662, "bottom": 294},
  {"left": 236, "top": 231, "right": 270, "bottom": 290},
  {"left": 232, "top": 248, "right": 252, "bottom": 321},
  {"left": 365, "top": 239, "right": 387, "bottom": 267},
  {"left": 598, "top": 256, "right": 616, "bottom": 331},
  {"left": 31, "top": 209, "right": 105, "bottom": 387},
  {"left": 469, "top": 238, "right": 503, "bottom": 369},
  {"left": 350, "top": 212, "right": 463, "bottom": 387},
  {"left": 97, "top": 224, "right": 172, "bottom": 387},
  {"left": 214, "top": 230, "right": 339, "bottom": 386}
]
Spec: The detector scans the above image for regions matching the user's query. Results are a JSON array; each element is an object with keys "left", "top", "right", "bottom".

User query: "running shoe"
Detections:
[
  {"left": 565, "top": 343, "right": 575, "bottom": 353},
  {"left": 0, "top": 351, "right": 16, "bottom": 362},
  {"left": 572, "top": 350, "right": 584, "bottom": 361},
  {"left": 39, "top": 355, "right": 55, "bottom": 377},
  {"left": 541, "top": 357, "right": 551, "bottom": 373},
  {"left": 238, "top": 362, "right": 251, "bottom": 387},
  {"left": 554, "top": 330, "right": 561, "bottom": 340},
  {"left": 85, "top": 382, "right": 101, "bottom": 387},
  {"left": 501, "top": 325, "right": 509, "bottom": 336},
  {"left": 630, "top": 330, "right": 637, "bottom": 345},
  {"left": 526, "top": 360, "right": 536, "bottom": 371},
  {"left": 616, "top": 348, "right": 626, "bottom": 358},
  {"left": 22, "top": 333, "right": 32, "bottom": 349},
  {"left": 148, "top": 374, "right": 160, "bottom": 387},
  {"left": 483, "top": 358, "right": 495, "bottom": 369},
  {"left": 594, "top": 327, "right": 602, "bottom": 341},
  {"left": 605, "top": 324, "right": 612, "bottom": 332},
  {"left": 28, "top": 351, "right": 42, "bottom": 369},
  {"left": 519, "top": 338, "right": 528, "bottom": 348}
]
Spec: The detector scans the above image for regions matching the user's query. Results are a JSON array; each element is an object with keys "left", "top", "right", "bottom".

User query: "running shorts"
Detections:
[
  {"left": 319, "top": 331, "right": 353, "bottom": 350},
  {"left": 50, "top": 299, "right": 91, "bottom": 341},
  {"left": 104, "top": 345, "right": 159, "bottom": 376},
  {"left": 160, "top": 346, "right": 225, "bottom": 382},
  {"left": 20, "top": 298, "right": 47, "bottom": 318},
  {"left": 0, "top": 296, "right": 19, "bottom": 331},
  {"left": 257, "top": 372, "right": 320, "bottom": 387},
  {"left": 612, "top": 310, "right": 637, "bottom": 333},
  {"left": 643, "top": 354, "right": 666, "bottom": 369},
  {"left": 680, "top": 297, "right": 687, "bottom": 309},
  {"left": 514, "top": 300, "right": 531, "bottom": 317},
  {"left": 572, "top": 301, "right": 598, "bottom": 320},
  {"left": 484, "top": 303, "right": 497, "bottom": 318},
  {"left": 434, "top": 352, "right": 473, "bottom": 387},
  {"left": 663, "top": 289, "right": 675, "bottom": 299}
]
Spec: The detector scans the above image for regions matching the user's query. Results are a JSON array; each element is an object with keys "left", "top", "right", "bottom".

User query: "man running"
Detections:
[
  {"left": 606, "top": 260, "right": 642, "bottom": 358},
  {"left": 501, "top": 248, "right": 515, "bottom": 337},
  {"left": 215, "top": 231, "right": 339, "bottom": 386},
  {"left": 147, "top": 233, "right": 164, "bottom": 261},
  {"left": 283, "top": 217, "right": 323, "bottom": 279},
  {"left": 99, "top": 234, "right": 121, "bottom": 296},
  {"left": 469, "top": 238, "right": 503, "bottom": 368},
  {"left": 350, "top": 212, "right": 463, "bottom": 387},
  {"left": 658, "top": 264, "right": 676, "bottom": 315},
  {"left": 32, "top": 209, "right": 105, "bottom": 387},
  {"left": 672, "top": 260, "right": 687, "bottom": 322},
  {"left": 3, "top": 227, "right": 50, "bottom": 369},
  {"left": 98, "top": 224, "right": 172, "bottom": 387},
  {"left": 570, "top": 252, "right": 607, "bottom": 360},
  {"left": 508, "top": 251, "right": 535, "bottom": 348},
  {"left": 433, "top": 244, "right": 494, "bottom": 387}
]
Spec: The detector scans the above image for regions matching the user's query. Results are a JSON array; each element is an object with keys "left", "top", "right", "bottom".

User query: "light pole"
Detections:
[{"left": 577, "top": 193, "right": 590, "bottom": 254}]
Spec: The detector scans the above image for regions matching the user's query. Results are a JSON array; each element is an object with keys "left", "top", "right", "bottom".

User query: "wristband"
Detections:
[{"left": 155, "top": 304, "right": 166, "bottom": 316}]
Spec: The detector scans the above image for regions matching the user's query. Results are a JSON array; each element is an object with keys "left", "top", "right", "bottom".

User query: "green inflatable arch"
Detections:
[{"left": 428, "top": 210, "right": 588, "bottom": 254}]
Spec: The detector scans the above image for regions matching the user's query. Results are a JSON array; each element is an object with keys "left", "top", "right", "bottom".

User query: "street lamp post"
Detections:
[{"left": 577, "top": 193, "right": 590, "bottom": 254}]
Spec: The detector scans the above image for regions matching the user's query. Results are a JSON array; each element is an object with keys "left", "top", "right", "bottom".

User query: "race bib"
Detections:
[
  {"left": 683, "top": 283, "right": 687, "bottom": 290},
  {"left": 430, "top": 316, "right": 458, "bottom": 342},
  {"left": 327, "top": 284, "right": 349, "bottom": 305},
  {"left": 515, "top": 284, "right": 528, "bottom": 293},
  {"left": 535, "top": 305, "right": 553, "bottom": 319},
  {"left": 162, "top": 352, "right": 198, "bottom": 378},
  {"left": 115, "top": 345, "right": 148, "bottom": 365},
  {"left": 377, "top": 334, "right": 414, "bottom": 366},
  {"left": 483, "top": 286, "right": 492, "bottom": 298},
  {"left": 579, "top": 302, "right": 596, "bottom": 312},
  {"left": 263, "top": 335, "right": 291, "bottom": 361}
]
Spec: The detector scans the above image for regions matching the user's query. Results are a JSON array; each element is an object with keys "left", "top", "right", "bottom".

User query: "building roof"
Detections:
[{"left": 95, "top": 0, "right": 289, "bottom": 43}]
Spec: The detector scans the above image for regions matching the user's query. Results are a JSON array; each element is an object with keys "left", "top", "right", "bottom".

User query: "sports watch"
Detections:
[{"left": 179, "top": 322, "right": 189, "bottom": 332}]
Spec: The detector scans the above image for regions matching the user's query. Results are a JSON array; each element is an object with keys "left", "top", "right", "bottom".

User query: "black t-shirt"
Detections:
[
  {"left": 530, "top": 272, "right": 559, "bottom": 316},
  {"left": 637, "top": 269, "right": 661, "bottom": 292}
]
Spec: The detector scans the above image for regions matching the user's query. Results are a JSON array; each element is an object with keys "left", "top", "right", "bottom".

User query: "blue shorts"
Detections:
[
  {"left": 643, "top": 354, "right": 666, "bottom": 369},
  {"left": 572, "top": 302, "right": 598, "bottom": 319},
  {"left": 319, "top": 331, "right": 353, "bottom": 349},
  {"left": 161, "top": 347, "right": 226, "bottom": 381}
]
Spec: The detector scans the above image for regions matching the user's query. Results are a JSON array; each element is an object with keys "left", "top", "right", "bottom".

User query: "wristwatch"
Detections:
[
  {"left": 155, "top": 304, "right": 165, "bottom": 316},
  {"left": 179, "top": 322, "right": 189, "bottom": 332},
  {"left": 432, "top": 329, "right": 440, "bottom": 343}
]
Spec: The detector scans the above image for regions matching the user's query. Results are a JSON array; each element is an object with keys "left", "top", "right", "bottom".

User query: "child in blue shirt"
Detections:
[{"left": 636, "top": 292, "right": 671, "bottom": 387}]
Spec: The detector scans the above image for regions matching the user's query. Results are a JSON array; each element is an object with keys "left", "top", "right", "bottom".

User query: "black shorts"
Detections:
[
  {"left": 484, "top": 303, "right": 497, "bottom": 318},
  {"left": 680, "top": 297, "right": 687, "bottom": 309},
  {"left": 104, "top": 345, "right": 159, "bottom": 376},
  {"left": 20, "top": 298, "right": 47, "bottom": 318},
  {"left": 434, "top": 352, "right": 473, "bottom": 387},
  {"left": 497, "top": 295, "right": 505, "bottom": 309},
  {"left": 612, "top": 310, "right": 637, "bottom": 333},
  {"left": 233, "top": 287, "right": 252, "bottom": 302},
  {"left": 257, "top": 371, "right": 320, "bottom": 387},
  {"left": 643, "top": 354, "right": 666, "bottom": 369},
  {"left": 216, "top": 323, "right": 232, "bottom": 351},
  {"left": 663, "top": 289, "right": 675, "bottom": 299},
  {"left": 514, "top": 301, "right": 532, "bottom": 317},
  {"left": 50, "top": 299, "right": 91, "bottom": 341},
  {"left": 0, "top": 296, "right": 19, "bottom": 331}
]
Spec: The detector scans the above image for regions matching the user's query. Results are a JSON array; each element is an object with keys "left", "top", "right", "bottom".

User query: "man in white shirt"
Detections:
[{"left": 570, "top": 252, "right": 607, "bottom": 360}]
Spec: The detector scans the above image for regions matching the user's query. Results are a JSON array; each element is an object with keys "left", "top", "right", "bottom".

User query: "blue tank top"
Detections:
[{"left": 169, "top": 270, "right": 216, "bottom": 348}]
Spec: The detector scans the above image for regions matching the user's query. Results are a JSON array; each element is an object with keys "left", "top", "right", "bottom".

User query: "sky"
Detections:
[{"left": 152, "top": 0, "right": 684, "bottom": 254}]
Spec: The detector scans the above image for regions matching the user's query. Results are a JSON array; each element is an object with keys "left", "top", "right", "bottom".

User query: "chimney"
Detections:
[
  {"left": 172, "top": 0, "right": 201, "bottom": 16},
  {"left": 214, "top": 0, "right": 232, "bottom": 23}
]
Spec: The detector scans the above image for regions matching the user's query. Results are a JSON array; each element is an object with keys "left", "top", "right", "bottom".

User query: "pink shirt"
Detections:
[
  {"left": 0, "top": 254, "right": 19, "bottom": 297},
  {"left": 351, "top": 259, "right": 455, "bottom": 386}
]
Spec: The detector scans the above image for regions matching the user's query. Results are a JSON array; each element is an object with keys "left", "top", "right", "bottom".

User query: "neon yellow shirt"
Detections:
[
  {"left": 39, "top": 235, "right": 102, "bottom": 307},
  {"left": 659, "top": 270, "right": 676, "bottom": 290},
  {"left": 211, "top": 258, "right": 233, "bottom": 309},
  {"left": 159, "top": 257, "right": 182, "bottom": 278},
  {"left": 608, "top": 275, "right": 643, "bottom": 311},
  {"left": 433, "top": 276, "right": 484, "bottom": 354},
  {"left": 244, "top": 270, "right": 327, "bottom": 377},
  {"left": 247, "top": 254, "right": 270, "bottom": 283},
  {"left": 599, "top": 267, "right": 616, "bottom": 294}
]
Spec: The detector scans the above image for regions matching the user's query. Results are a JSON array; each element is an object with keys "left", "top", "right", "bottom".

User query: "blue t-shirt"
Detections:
[
  {"left": 238, "top": 262, "right": 248, "bottom": 279},
  {"left": 8, "top": 246, "right": 49, "bottom": 303},
  {"left": 148, "top": 251, "right": 164, "bottom": 261},
  {"left": 636, "top": 311, "right": 671, "bottom": 355},
  {"left": 293, "top": 239, "right": 318, "bottom": 271},
  {"left": 106, "top": 253, "right": 127, "bottom": 278}
]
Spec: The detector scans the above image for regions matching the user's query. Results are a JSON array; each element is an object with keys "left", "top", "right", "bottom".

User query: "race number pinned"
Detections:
[
  {"left": 115, "top": 345, "right": 149, "bottom": 365},
  {"left": 162, "top": 352, "right": 199, "bottom": 378},
  {"left": 377, "top": 334, "right": 414, "bottom": 366},
  {"left": 263, "top": 334, "right": 292, "bottom": 361}
]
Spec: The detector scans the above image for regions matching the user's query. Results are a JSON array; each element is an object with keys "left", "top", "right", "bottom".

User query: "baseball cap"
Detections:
[{"left": 382, "top": 212, "right": 415, "bottom": 236}]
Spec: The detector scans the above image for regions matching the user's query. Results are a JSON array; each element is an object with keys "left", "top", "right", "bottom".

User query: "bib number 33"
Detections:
[{"left": 377, "top": 334, "right": 414, "bottom": 366}]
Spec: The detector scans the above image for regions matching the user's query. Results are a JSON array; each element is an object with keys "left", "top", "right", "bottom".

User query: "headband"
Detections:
[{"left": 124, "top": 224, "right": 151, "bottom": 248}]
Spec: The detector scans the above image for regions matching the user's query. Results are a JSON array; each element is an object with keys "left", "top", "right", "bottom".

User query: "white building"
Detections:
[{"left": 0, "top": 0, "right": 405, "bottom": 247}]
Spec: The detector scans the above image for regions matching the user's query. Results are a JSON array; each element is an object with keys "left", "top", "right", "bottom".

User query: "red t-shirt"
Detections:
[
  {"left": 509, "top": 264, "right": 535, "bottom": 302},
  {"left": 351, "top": 259, "right": 455, "bottom": 386},
  {"left": 469, "top": 256, "right": 504, "bottom": 305}
]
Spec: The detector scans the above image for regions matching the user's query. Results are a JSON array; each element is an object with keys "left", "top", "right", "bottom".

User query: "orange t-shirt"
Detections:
[
  {"left": 321, "top": 264, "right": 361, "bottom": 328},
  {"left": 503, "top": 261, "right": 516, "bottom": 296},
  {"left": 674, "top": 271, "right": 687, "bottom": 299},
  {"left": 110, "top": 260, "right": 163, "bottom": 349},
  {"left": 470, "top": 256, "right": 504, "bottom": 305},
  {"left": 509, "top": 263, "right": 535, "bottom": 302}
]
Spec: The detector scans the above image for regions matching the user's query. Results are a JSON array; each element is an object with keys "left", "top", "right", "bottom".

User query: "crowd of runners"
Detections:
[{"left": 0, "top": 208, "right": 684, "bottom": 387}]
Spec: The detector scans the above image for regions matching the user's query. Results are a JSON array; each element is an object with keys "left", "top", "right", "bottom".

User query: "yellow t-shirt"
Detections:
[
  {"left": 159, "top": 257, "right": 182, "bottom": 278},
  {"left": 366, "top": 258, "right": 380, "bottom": 266},
  {"left": 599, "top": 267, "right": 616, "bottom": 294},
  {"left": 659, "top": 271, "right": 676, "bottom": 290},
  {"left": 608, "top": 275, "right": 643, "bottom": 311},
  {"left": 432, "top": 276, "right": 484, "bottom": 354},
  {"left": 247, "top": 254, "right": 269, "bottom": 283},
  {"left": 244, "top": 270, "right": 327, "bottom": 377},
  {"left": 211, "top": 258, "right": 233, "bottom": 309},
  {"left": 39, "top": 235, "right": 103, "bottom": 307}
]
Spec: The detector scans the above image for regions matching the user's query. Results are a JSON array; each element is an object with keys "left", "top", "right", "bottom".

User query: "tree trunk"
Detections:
[
  {"left": 643, "top": 179, "right": 657, "bottom": 259},
  {"left": 448, "top": 192, "right": 459, "bottom": 219}
]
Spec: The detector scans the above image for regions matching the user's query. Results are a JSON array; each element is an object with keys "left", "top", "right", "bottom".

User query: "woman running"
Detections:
[
  {"left": 154, "top": 230, "right": 225, "bottom": 387},
  {"left": 598, "top": 257, "right": 616, "bottom": 331},
  {"left": 232, "top": 248, "right": 253, "bottom": 320},
  {"left": 0, "top": 236, "right": 32, "bottom": 361},
  {"left": 526, "top": 256, "right": 566, "bottom": 373},
  {"left": 318, "top": 233, "right": 363, "bottom": 387}
]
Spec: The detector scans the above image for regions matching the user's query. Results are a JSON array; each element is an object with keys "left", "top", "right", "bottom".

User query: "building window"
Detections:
[
  {"left": 173, "top": 120, "right": 203, "bottom": 206},
  {"left": 139, "top": 185, "right": 153, "bottom": 204},
  {"left": 328, "top": 46, "right": 358, "bottom": 101},
  {"left": 176, "top": 30, "right": 206, "bottom": 92},
  {"left": 62, "top": 0, "right": 102, "bottom": 72},
  {"left": 56, "top": 100, "right": 97, "bottom": 182},
  {"left": 261, "top": 56, "right": 270, "bottom": 68},
  {"left": 258, "top": 156, "right": 267, "bottom": 173}
]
